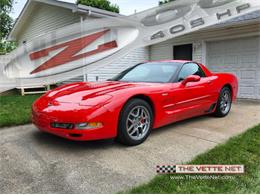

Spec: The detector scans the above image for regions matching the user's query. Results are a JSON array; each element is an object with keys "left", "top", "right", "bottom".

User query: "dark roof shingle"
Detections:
[{"left": 225, "top": 9, "right": 260, "bottom": 23}]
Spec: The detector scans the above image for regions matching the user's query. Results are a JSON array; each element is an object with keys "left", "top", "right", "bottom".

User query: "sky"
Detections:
[{"left": 10, "top": 0, "right": 159, "bottom": 19}]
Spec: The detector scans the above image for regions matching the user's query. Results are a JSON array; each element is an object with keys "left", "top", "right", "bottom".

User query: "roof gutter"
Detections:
[
  {"left": 7, "top": 0, "right": 32, "bottom": 41},
  {"left": 75, "top": 4, "right": 122, "bottom": 18}
]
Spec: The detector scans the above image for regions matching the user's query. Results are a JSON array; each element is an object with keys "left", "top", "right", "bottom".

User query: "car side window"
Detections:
[{"left": 178, "top": 63, "right": 206, "bottom": 82}]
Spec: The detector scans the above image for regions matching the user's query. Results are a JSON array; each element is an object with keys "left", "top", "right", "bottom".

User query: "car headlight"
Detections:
[{"left": 75, "top": 122, "right": 103, "bottom": 130}]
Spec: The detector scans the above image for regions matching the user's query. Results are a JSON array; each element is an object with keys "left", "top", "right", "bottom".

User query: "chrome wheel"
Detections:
[
  {"left": 220, "top": 90, "right": 231, "bottom": 114},
  {"left": 126, "top": 106, "right": 151, "bottom": 141}
]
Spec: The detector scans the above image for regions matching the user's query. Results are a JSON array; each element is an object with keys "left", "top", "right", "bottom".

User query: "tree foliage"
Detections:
[
  {"left": 0, "top": 0, "right": 13, "bottom": 13},
  {"left": 0, "top": 0, "right": 16, "bottom": 54},
  {"left": 0, "top": 41, "right": 17, "bottom": 55},
  {"left": 0, "top": 0, "right": 13, "bottom": 39},
  {"left": 77, "top": 0, "right": 119, "bottom": 13},
  {"left": 159, "top": 0, "right": 176, "bottom": 5}
]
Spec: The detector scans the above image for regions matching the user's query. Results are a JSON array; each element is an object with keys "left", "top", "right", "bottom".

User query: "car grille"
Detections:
[{"left": 50, "top": 122, "right": 74, "bottom": 129}]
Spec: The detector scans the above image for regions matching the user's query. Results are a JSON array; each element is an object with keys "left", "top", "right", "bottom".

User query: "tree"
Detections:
[
  {"left": 0, "top": 0, "right": 16, "bottom": 54},
  {"left": 159, "top": 0, "right": 176, "bottom": 5},
  {"left": 77, "top": 0, "right": 119, "bottom": 13}
]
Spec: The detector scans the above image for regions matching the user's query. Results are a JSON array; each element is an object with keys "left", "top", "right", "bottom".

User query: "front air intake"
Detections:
[{"left": 51, "top": 122, "right": 74, "bottom": 129}]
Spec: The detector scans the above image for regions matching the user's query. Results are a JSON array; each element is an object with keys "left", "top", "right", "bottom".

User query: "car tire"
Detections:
[
  {"left": 214, "top": 87, "right": 232, "bottom": 117},
  {"left": 116, "top": 98, "right": 153, "bottom": 146}
]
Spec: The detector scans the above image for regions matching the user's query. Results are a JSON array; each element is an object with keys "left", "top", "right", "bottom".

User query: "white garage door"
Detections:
[{"left": 207, "top": 36, "right": 260, "bottom": 100}]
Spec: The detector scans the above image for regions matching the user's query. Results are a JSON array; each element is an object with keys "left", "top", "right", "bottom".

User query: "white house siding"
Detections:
[
  {"left": 83, "top": 47, "right": 149, "bottom": 82},
  {"left": 14, "top": 3, "right": 150, "bottom": 84},
  {"left": 62, "top": 47, "right": 149, "bottom": 83},
  {"left": 0, "top": 54, "right": 16, "bottom": 92},
  {"left": 17, "top": 3, "right": 81, "bottom": 44},
  {"left": 207, "top": 36, "right": 260, "bottom": 100},
  {"left": 150, "top": 41, "right": 174, "bottom": 61},
  {"left": 150, "top": 21, "right": 260, "bottom": 63},
  {"left": 150, "top": 36, "right": 204, "bottom": 63}
]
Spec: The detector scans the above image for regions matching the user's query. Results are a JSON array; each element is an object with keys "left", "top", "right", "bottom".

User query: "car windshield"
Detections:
[{"left": 111, "top": 62, "right": 181, "bottom": 83}]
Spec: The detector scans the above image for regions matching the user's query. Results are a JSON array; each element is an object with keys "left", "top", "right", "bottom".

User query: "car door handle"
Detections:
[{"left": 207, "top": 80, "right": 212, "bottom": 84}]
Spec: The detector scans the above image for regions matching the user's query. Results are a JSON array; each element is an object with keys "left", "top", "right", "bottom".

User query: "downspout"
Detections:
[
  {"left": 80, "top": 15, "right": 87, "bottom": 82},
  {"left": 73, "top": 5, "right": 114, "bottom": 82}
]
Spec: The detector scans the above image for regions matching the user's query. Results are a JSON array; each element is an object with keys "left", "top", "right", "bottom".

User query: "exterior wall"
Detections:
[
  {"left": 150, "top": 38, "right": 203, "bottom": 63},
  {"left": 63, "top": 47, "right": 150, "bottom": 83},
  {"left": 88, "top": 47, "right": 150, "bottom": 81},
  {"left": 150, "top": 41, "right": 174, "bottom": 61},
  {"left": 150, "top": 21, "right": 260, "bottom": 64},
  {"left": 16, "top": 4, "right": 81, "bottom": 44},
  {"left": 0, "top": 54, "right": 16, "bottom": 92},
  {"left": 10, "top": 2, "right": 150, "bottom": 85}
]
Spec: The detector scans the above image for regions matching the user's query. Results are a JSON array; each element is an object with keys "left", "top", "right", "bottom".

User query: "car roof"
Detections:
[{"left": 146, "top": 60, "right": 191, "bottom": 63}]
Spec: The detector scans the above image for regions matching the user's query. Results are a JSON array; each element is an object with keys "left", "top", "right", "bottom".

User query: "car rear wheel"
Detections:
[
  {"left": 117, "top": 99, "right": 153, "bottom": 146},
  {"left": 214, "top": 87, "right": 232, "bottom": 117}
]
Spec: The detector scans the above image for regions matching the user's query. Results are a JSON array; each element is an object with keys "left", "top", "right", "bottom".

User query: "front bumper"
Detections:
[{"left": 32, "top": 103, "right": 118, "bottom": 141}]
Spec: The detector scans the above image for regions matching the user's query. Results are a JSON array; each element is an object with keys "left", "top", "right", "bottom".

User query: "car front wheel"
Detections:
[
  {"left": 214, "top": 87, "right": 232, "bottom": 117},
  {"left": 117, "top": 99, "right": 153, "bottom": 146}
]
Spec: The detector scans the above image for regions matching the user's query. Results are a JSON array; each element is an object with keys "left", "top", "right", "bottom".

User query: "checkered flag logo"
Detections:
[{"left": 156, "top": 165, "right": 176, "bottom": 174}]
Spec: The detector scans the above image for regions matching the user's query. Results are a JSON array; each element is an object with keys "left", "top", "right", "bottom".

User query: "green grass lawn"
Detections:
[
  {"left": 0, "top": 95, "right": 41, "bottom": 127},
  {"left": 128, "top": 125, "right": 260, "bottom": 194}
]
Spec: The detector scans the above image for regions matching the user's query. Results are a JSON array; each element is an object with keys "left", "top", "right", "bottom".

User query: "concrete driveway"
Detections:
[{"left": 0, "top": 101, "right": 259, "bottom": 193}]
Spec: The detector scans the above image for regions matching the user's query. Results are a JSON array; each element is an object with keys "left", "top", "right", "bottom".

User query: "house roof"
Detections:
[
  {"left": 209, "top": 9, "right": 260, "bottom": 29},
  {"left": 9, "top": 0, "right": 260, "bottom": 41},
  {"left": 226, "top": 9, "right": 260, "bottom": 23},
  {"left": 8, "top": 0, "right": 123, "bottom": 40}
]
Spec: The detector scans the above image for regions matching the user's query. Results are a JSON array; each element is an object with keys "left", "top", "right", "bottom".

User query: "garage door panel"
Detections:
[
  {"left": 240, "top": 86, "right": 255, "bottom": 97},
  {"left": 207, "top": 36, "right": 260, "bottom": 100},
  {"left": 257, "top": 72, "right": 260, "bottom": 82},
  {"left": 224, "top": 55, "right": 238, "bottom": 65},
  {"left": 241, "top": 54, "right": 258, "bottom": 64},
  {"left": 241, "top": 70, "right": 256, "bottom": 80},
  {"left": 239, "top": 85, "right": 260, "bottom": 99},
  {"left": 208, "top": 56, "right": 222, "bottom": 65}
]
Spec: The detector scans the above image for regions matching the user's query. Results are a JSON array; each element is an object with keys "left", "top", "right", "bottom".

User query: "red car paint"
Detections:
[{"left": 32, "top": 61, "right": 238, "bottom": 141}]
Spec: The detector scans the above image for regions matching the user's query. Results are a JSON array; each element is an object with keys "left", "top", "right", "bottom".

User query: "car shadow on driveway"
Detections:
[
  {"left": 151, "top": 114, "right": 215, "bottom": 135},
  {"left": 31, "top": 131, "right": 124, "bottom": 151},
  {"left": 31, "top": 113, "right": 216, "bottom": 151}
]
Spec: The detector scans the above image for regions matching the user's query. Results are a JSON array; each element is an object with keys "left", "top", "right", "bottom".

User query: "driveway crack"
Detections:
[{"left": 174, "top": 131, "right": 220, "bottom": 144}]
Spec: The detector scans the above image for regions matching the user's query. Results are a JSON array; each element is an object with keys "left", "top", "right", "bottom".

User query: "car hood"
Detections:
[{"left": 46, "top": 81, "right": 143, "bottom": 106}]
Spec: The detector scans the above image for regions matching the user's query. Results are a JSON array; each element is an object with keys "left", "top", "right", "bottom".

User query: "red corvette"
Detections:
[{"left": 32, "top": 60, "right": 238, "bottom": 145}]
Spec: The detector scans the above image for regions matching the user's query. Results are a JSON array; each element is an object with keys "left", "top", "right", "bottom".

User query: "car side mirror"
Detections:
[{"left": 182, "top": 75, "right": 201, "bottom": 85}]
